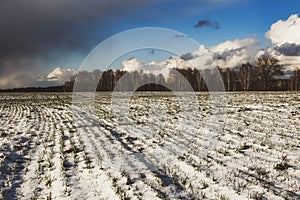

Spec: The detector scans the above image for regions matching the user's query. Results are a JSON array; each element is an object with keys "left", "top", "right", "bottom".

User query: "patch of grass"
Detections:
[
  {"left": 201, "top": 181, "right": 209, "bottom": 189},
  {"left": 274, "top": 155, "right": 291, "bottom": 171}
]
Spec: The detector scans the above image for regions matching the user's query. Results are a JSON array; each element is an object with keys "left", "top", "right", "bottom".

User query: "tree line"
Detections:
[{"left": 65, "top": 56, "right": 300, "bottom": 92}]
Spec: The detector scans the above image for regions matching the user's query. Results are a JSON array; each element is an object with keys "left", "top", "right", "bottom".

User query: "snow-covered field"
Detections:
[{"left": 0, "top": 92, "right": 299, "bottom": 200}]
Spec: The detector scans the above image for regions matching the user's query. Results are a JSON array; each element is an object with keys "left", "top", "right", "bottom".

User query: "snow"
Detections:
[{"left": 0, "top": 92, "right": 299, "bottom": 199}]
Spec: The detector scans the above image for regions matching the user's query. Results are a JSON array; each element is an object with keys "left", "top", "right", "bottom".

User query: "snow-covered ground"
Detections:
[{"left": 0, "top": 92, "right": 299, "bottom": 199}]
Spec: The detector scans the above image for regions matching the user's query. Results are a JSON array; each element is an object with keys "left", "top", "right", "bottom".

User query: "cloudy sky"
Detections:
[{"left": 0, "top": 0, "right": 300, "bottom": 89}]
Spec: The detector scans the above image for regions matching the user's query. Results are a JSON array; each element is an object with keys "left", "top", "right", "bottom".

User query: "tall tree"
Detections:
[
  {"left": 291, "top": 69, "right": 300, "bottom": 91},
  {"left": 239, "top": 63, "right": 253, "bottom": 91},
  {"left": 156, "top": 73, "right": 166, "bottom": 91},
  {"left": 295, "top": 69, "right": 300, "bottom": 92},
  {"left": 254, "top": 56, "right": 283, "bottom": 90}
]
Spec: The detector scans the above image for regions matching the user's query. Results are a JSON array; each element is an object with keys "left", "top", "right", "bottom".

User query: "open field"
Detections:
[{"left": 0, "top": 92, "right": 299, "bottom": 199}]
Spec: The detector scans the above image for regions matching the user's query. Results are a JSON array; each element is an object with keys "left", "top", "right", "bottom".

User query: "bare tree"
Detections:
[
  {"left": 254, "top": 56, "right": 283, "bottom": 90},
  {"left": 291, "top": 68, "right": 300, "bottom": 92},
  {"left": 226, "top": 68, "right": 231, "bottom": 92},
  {"left": 239, "top": 63, "right": 253, "bottom": 91}
]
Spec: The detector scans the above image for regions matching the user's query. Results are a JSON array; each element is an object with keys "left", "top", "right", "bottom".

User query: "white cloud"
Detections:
[
  {"left": 188, "top": 45, "right": 215, "bottom": 69},
  {"left": 188, "top": 38, "right": 259, "bottom": 69},
  {"left": 121, "top": 38, "right": 260, "bottom": 77},
  {"left": 122, "top": 59, "right": 144, "bottom": 72},
  {"left": 261, "top": 14, "right": 300, "bottom": 69},
  {"left": 266, "top": 14, "right": 300, "bottom": 46},
  {"left": 45, "top": 67, "right": 77, "bottom": 83},
  {"left": 121, "top": 58, "right": 182, "bottom": 78},
  {"left": 121, "top": 14, "right": 300, "bottom": 74},
  {"left": 211, "top": 38, "right": 258, "bottom": 52}
]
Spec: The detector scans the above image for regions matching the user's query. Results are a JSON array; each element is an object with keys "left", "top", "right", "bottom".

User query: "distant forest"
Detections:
[
  {"left": 1, "top": 56, "right": 300, "bottom": 92},
  {"left": 65, "top": 56, "right": 300, "bottom": 92}
]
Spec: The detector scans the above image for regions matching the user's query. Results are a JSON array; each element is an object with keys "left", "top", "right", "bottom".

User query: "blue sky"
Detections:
[
  {"left": 105, "top": 0, "right": 298, "bottom": 45},
  {"left": 83, "top": 0, "right": 300, "bottom": 72},
  {"left": 61, "top": 0, "right": 300, "bottom": 70},
  {"left": 0, "top": 0, "right": 300, "bottom": 88}
]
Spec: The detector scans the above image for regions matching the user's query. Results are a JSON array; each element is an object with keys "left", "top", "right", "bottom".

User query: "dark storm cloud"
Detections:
[
  {"left": 213, "top": 47, "right": 246, "bottom": 60},
  {"left": 180, "top": 52, "right": 195, "bottom": 60},
  {"left": 275, "top": 43, "right": 300, "bottom": 56},
  {"left": 0, "top": 0, "right": 229, "bottom": 62},
  {"left": 0, "top": 0, "right": 150, "bottom": 60},
  {"left": 0, "top": 0, "right": 154, "bottom": 88},
  {"left": 0, "top": 0, "right": 236, "bottom": 89},
  {"left": 193, "top": 19, "right": 220, "bottom": 29}
]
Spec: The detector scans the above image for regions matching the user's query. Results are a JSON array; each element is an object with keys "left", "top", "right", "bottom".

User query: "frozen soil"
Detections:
[{"left": 0, "top": 92, "right": 299, "bottom": 200}]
